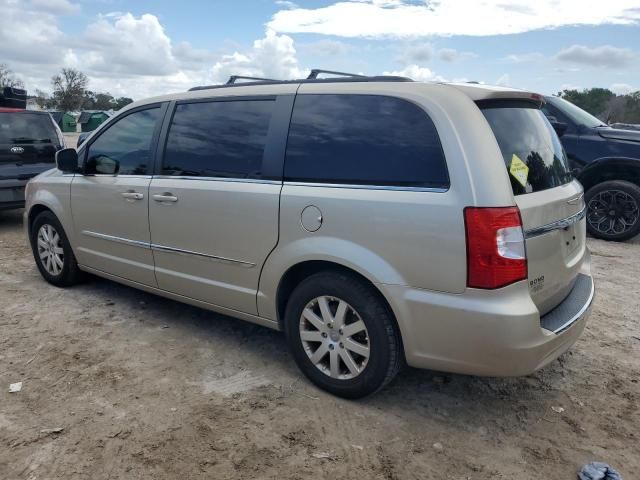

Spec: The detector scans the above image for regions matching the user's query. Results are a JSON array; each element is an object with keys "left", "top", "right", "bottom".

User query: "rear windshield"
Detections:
[
  {"left": 481, "top": 105, "right": 572, "bottom": 195},
  {"left": 0, "top": 113, "right": 57, "bottom": 145}
]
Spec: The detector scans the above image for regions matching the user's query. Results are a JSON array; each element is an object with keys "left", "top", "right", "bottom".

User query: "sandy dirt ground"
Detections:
[{"left": 0, "top": 208, "right": 638, "bottom": 480}]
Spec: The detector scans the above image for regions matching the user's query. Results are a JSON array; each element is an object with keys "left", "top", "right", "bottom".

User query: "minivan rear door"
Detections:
[{"left": 481, "top": 102, "right": 587, "bottom": 315}]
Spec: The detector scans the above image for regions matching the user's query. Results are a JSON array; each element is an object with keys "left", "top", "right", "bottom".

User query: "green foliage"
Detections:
[
  {"left": 82, "top": 91, "right": 134, "bottom": 111},
  {"left": 559, "top": 88, "right": 640, "bottom": 124},
  {"left": 52, "top": 68, "right": 89, "bottom": 111}
]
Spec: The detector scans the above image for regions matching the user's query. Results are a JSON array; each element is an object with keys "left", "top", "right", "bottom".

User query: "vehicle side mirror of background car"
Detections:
[
  {"left": 546, "top": 116, "right": 568, "bottom": 137},
  {"left": 55, "top": 148, "right": 79, "bottom": 173}
]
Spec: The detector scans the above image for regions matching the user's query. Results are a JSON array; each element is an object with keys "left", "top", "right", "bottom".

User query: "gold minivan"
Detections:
[{"left": 25, "top": 71, "right": 594, "bottom": 398}]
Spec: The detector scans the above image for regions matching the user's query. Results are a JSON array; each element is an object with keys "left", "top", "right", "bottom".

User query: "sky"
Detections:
[{"left": 1, "top": 0, "right": 639, "bottom": 100}]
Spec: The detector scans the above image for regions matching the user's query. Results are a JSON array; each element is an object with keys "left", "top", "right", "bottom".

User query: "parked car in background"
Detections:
[
  {"left": 0, "top": 109, "right": 64, "bottom": 210},
  {"left": 543, "top": 96, "right": 640, "bottom": 241},
  {"left": 25, "top": 74, "right": 593, "bottom": 398}
]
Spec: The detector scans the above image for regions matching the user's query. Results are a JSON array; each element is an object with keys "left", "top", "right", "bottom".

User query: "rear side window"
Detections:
[
  {"left": 86, "top": 107, "right": 160, "bottom": 175},
  {"left": 0, "top": 113, "right": 58, "bottom": 145},
  {"left": 284, "top": 94, "right": 449, "bottom": 188},
  {"left": 163, "top": 100, "right": 274, "bottom": 179},
  {"left": 481, "top": 105, "right": 572, "bottom": 195}
]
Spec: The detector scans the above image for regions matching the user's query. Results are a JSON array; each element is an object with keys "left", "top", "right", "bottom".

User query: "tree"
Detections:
[
  {"left": 51, "top": 68, "right": 88, "bottom": 111},
  {"left": 0, "top": 64, "right": 24, "bottom": 88},
  {"left": 113, "top": 97, "right": 134, "bottom": 110},
  {"left": 34, "top": 89, "right": 56, "bottom": 110}
]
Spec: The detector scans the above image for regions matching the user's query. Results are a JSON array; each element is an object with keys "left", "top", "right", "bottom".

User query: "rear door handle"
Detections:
[
  {"left": 121, "top": 191, "right": 144, "bottom": 200},
  {"left": 153, "top": 193, "right": 178, "bottom": 203}
]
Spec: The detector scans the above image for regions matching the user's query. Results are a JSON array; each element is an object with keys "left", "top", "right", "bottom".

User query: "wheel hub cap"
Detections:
[{"left": 299, "top": 296, "right": 370, "bottom": 380}]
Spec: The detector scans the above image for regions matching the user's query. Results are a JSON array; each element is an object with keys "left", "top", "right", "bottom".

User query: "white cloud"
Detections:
[
  {"left": 211, "top": 30, "right": 304, "bottom": 83},
  {"left": 30, "top": 0, "right": 80, "bottom": 15},
  {"left": 268, "top": 0, "right": 640, "bottom": 38},
  {"left": 301, "top": 39, "right": 350, "bottom": 56},
  {"left": 505, "top": 52, "right": 545, "bottom": 63},
  {"left": 610, "top": 83, "right": 637, "bottom": 94},
  {"left": 384, "top": 64, "right": 445, "bottom": 82},
  {"left": 495, "top": 74, "right": 511, "bottom": 87},
  {"left": 403, "top": 43, "right": 433, "bottom": 63},
  {"left": 555, "top": 44, "right": 636, "bottom": 68}
]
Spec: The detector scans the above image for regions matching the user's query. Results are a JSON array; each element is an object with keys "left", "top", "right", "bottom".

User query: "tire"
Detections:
[
  {"left": 585, "top": 180, "right": 640, "bottom": 242},
  {"left": 30, "top": 211, "right": 83, "bottom": 287},
  {"left": 284, "top": 270, "right": 403, "bottom": 399}
]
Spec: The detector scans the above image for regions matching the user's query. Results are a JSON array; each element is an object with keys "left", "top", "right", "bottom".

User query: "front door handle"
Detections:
[
  {"left": 121, "top": 191, "right": 144, "bottom": 200},
  {"left": 153, "top": 193, "right": 178, "bottom": 203}
]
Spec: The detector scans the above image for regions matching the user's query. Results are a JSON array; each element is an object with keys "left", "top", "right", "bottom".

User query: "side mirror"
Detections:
[{"left": 55, "top": 148, "right": 79, "bottom": 173}]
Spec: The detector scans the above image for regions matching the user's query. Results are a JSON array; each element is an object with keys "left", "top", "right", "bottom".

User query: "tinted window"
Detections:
[
  {"left": 284, "top": 94, "right": 449, "bottom": 188},
  {"left": 482, "top": 106, "right": 572, "bottom": 195},
  {"left": 0, "top": 113, "right": 58, "bottom": 145},
  {"left": 86, "top": 108, "right": 160, "bottom": 175},
  {"left": 163, "top": 100, "right": 274, "bottom": 178}
]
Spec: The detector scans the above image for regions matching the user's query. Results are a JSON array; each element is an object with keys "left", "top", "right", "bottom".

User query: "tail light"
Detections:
[{"left": 464, "top": 207, "right": 527, "bottom": 289}]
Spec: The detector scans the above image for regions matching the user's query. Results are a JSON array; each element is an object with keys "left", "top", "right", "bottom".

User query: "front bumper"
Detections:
[{"left": 380, "top": 260, "right": 594, "bottom": 377}]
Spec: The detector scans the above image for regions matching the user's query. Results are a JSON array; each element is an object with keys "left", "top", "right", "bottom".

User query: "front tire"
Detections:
[
  {"left": 284, "top": 271, "right": 403, "bottom": 399},
  {"left": 30, "top": 211, "right": 82, "bottom": 287},
  {"left": 585, "top": 180, "right": 640, "bottom": 242}
]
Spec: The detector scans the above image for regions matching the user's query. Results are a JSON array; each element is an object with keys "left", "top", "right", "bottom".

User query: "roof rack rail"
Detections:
[
  {"left": 226, "top": 75, "right": 279, "bottom": 85},
  {"left": 307, "top": 69, "right": 366, "bottom": 80},
  {"left": 188, "top": 72, "right": 413, "bottom": 92}
]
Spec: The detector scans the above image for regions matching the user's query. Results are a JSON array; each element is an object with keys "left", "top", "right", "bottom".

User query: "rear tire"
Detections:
[
  {"left": 585, "top": 180, "right": 640, "bottom": 242},
  {"left": 30, "top": 211, "right": 83, "bottom": 287},
  {"left": 284, "top": 271, "right": 403, "bottom": 399}
]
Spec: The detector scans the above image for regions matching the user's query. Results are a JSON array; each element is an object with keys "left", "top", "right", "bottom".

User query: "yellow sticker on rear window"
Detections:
[{"left": 509, "top": 154, "right": 529, "bottom": 188}]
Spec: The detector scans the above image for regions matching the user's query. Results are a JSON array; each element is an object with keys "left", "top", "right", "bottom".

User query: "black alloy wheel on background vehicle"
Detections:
[{"left": 585, "top": 180, "right": 640, "bottom": 242}]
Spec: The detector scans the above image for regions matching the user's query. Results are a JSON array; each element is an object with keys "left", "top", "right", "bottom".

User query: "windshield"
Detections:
[
  {"left": 0, "top": 113, "right": 58, "bottom": 144},
  {"left": 482, "top": 105, "right": 573, "bottom": 196},
  {"left": 546, "top": 96, "right": 606, "bottom": 128}
]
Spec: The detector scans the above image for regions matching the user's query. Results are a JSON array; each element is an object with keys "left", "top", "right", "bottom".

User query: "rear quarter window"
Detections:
[
  {"left": 481, "top": 104, "right": 572, "bottom": 195},
  {"left": 284, "top": 94, "right": 449, "bottom": 188}
]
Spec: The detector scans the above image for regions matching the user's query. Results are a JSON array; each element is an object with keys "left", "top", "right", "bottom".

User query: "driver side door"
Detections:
[{"left": 71, "top": 103, "right": 167, "bottom": 286}]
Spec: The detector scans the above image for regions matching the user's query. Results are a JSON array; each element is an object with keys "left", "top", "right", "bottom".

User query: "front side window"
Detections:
[
  {"left": 86, "top": 107, "right": 160, "bottom": 175},
  {"left": 162, "top": 100, "right": 274, "bottom": 179},
  {"left": 481, "top": 105, "right": 572, "bottom": 195},
  {"left": 284, "top": 94, "right": 449, "bottom": 188}
]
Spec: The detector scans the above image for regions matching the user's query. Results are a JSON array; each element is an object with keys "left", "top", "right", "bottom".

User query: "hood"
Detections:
[{"left": 598, "top": 127, "right": 640, "bottom": 143}]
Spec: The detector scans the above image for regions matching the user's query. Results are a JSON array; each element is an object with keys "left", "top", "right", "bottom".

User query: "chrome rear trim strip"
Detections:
[{"left": 524, "top": 206, "right": 586, "bottom": 239}]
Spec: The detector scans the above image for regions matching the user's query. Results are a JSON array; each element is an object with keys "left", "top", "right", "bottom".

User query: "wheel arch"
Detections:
[
  {"left": 26, "top": 204, "right": 54, "bottom": 237},
  {"left": 275, "top": 260, "right": 388, "bottom": 323},
  {"left": 578, "top": 157, "right": 640, "bottom": 191}
]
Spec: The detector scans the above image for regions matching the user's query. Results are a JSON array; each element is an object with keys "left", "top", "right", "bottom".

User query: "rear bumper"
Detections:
[
  {"left": 380, "top": 256, "right": 593, "bottom": 377},
  {"left": 0, "top": 180, "right": 26, "bottom": 210}
]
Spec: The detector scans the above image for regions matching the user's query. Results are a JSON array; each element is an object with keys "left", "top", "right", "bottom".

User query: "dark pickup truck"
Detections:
[
  {"left": 0, "top": 108, "right": 65, "bottom": 210},
  {"left": 544, "top": 96, "right": 640, "bottom": 241}
]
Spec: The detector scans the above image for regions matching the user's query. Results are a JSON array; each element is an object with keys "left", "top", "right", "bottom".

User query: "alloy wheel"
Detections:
[
  {"left": 299, "top": 296, "right": 370, "bottom": 380},
  {"left": 587, "top": 189, "right": 639, "bottom": 236},
  {"left": 37, "top": 224, "right": 65, "bottom": 276}
]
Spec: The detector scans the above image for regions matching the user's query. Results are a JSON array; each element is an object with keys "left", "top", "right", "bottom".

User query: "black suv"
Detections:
[
  {"left": 543, "top": 96, "right": 640, "bottom": 241},
  {"left": 0, "top": 109, "right": 64, "bottom": 210}
]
